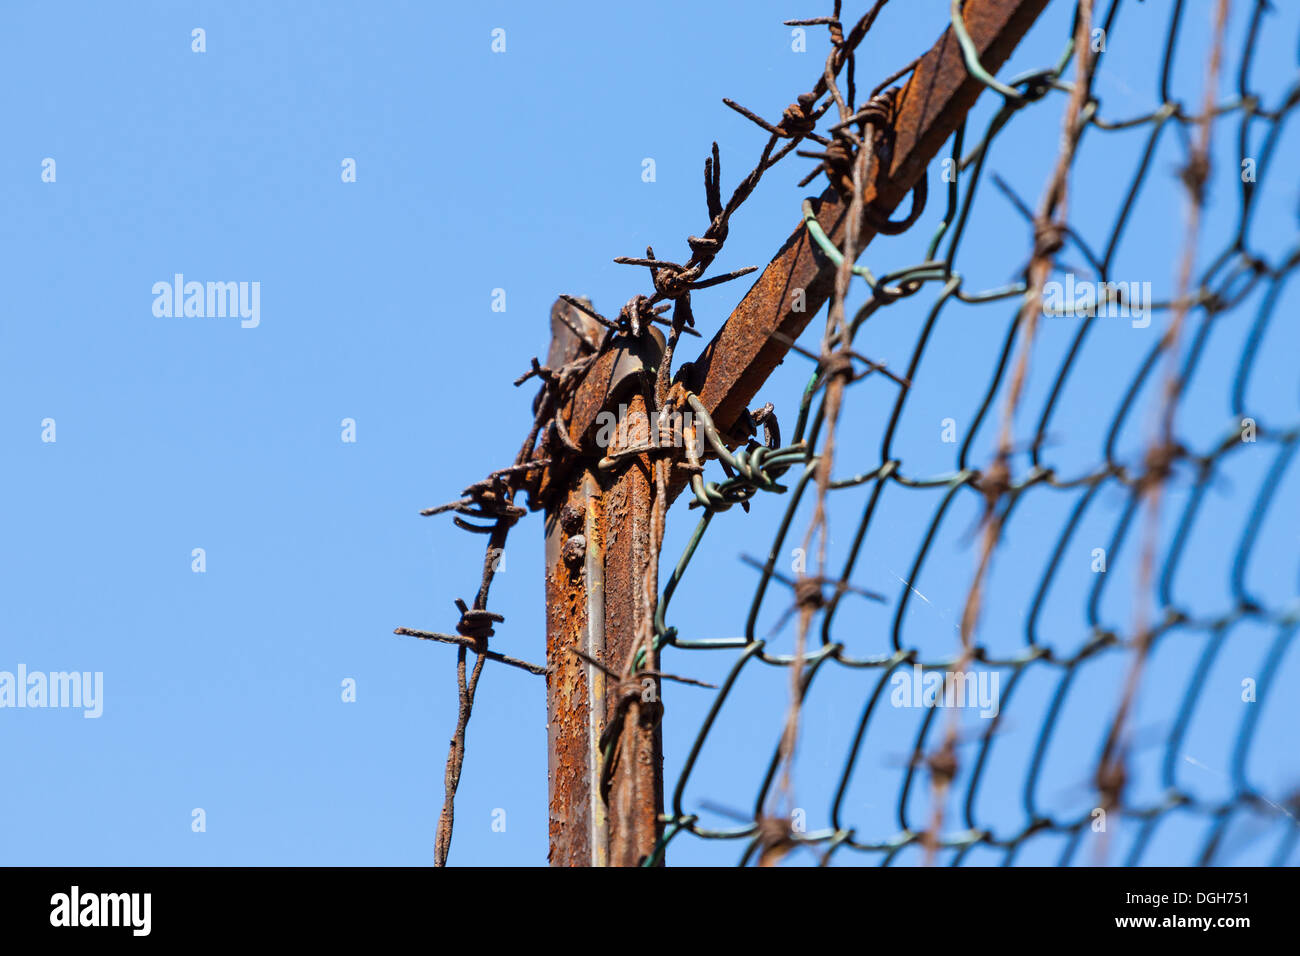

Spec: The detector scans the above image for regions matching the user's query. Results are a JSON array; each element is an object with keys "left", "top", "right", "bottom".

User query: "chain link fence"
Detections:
[
  {"left": 648, "top": 0, "right": 1300, "bottom": 866},
  {"left": 412, "top": 0, "right": 1300, "bottom": 866}
]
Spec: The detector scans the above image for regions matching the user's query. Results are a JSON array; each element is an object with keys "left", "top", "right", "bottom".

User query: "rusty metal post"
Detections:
[
  {"left": 544, "top": 466, "right": 608, "bottom": 866},
  {"left": 539, "top": 0, "right": 1048, "bottom": 866},
  {"left": 543, "top": 301, "right": 664, "bottom": 866},
  {"left": 543, "top": 302, "right": 608, "bottom": 866}
]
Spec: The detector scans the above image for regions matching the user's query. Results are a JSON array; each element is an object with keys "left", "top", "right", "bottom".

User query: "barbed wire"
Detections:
[{"left": 399, "top": 0, "right": 902, "bottom": 866}]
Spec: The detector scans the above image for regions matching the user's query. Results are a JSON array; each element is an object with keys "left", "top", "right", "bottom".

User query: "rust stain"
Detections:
[
  {"left": 597, "top": 393, "right": 664, "bottom": 866},
  {"left": 544, "top": 510, "right": 592, "bottom": 865}
]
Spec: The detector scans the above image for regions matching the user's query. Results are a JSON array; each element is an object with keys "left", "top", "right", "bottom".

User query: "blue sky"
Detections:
[{"left": 2, "top": 0, "right": 1298, "bottom": 866}]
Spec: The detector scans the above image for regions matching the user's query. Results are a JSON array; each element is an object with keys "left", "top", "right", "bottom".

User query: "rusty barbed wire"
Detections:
[{"left": 397, "top": 0, "right": 903, "bottom": 866}]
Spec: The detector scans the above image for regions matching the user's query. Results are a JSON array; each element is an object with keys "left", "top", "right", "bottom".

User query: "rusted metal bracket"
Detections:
[{"left": 540, "top": 0, "right": 1048, "bottom": 866}]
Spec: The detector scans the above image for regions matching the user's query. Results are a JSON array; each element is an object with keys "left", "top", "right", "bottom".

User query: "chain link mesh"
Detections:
[{"left": 649, "top": 0, "right": 1300, "bottom": 866}]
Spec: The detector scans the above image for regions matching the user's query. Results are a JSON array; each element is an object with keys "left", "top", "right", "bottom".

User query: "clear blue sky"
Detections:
[{"left": 2, "top": 1, "right": 1298, "bottom": 866}]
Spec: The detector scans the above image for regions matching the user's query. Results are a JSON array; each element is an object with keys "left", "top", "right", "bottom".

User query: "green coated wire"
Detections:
[{"left": 949, "top": 0, "right": 1030, "bottom": 103}]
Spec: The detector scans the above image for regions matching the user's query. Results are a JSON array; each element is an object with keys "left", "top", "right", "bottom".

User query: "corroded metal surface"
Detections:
[
  {"left": 536, "top": 326, "right": 665, "bottom": 503},
  {"left": 597, "top": 392, "right": 664, "bottom": 866},
  {"left": 544, "top": 303, "right": 664, "bottom": 865},
  {"left": 544, "top": 471, "right": 607, "bottom": 866}
]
